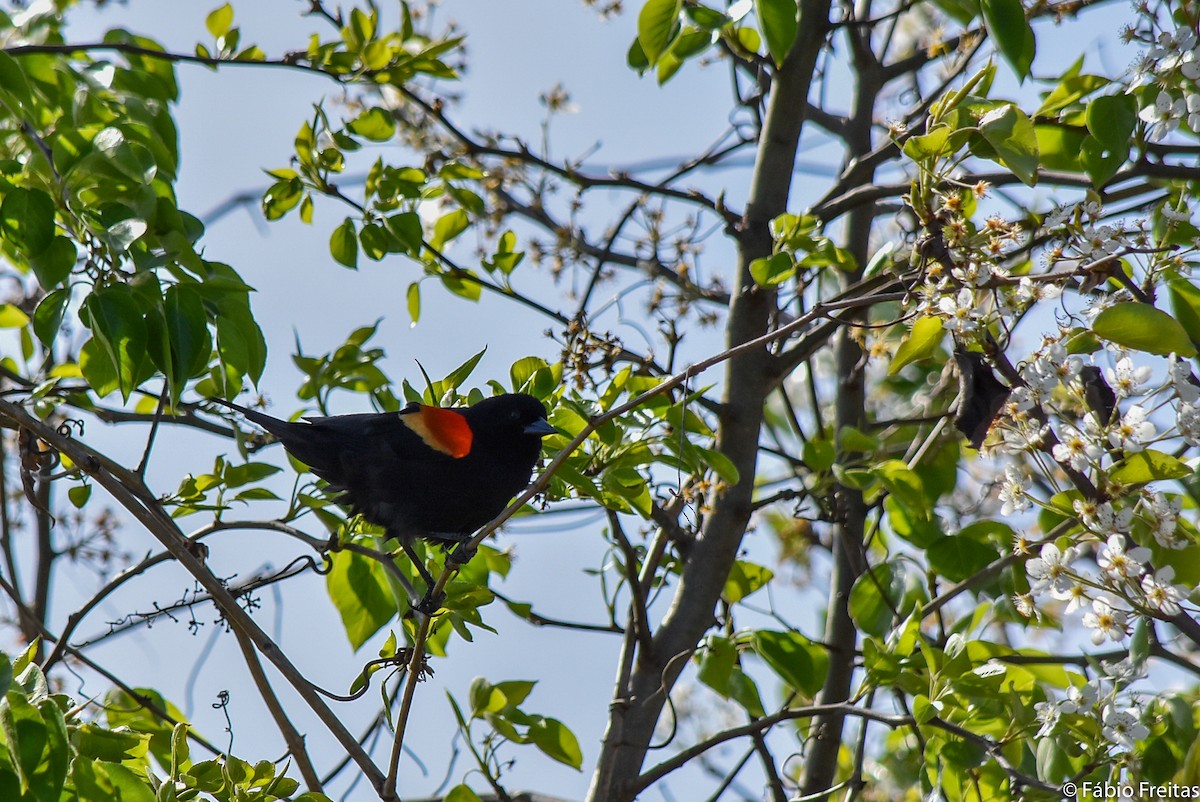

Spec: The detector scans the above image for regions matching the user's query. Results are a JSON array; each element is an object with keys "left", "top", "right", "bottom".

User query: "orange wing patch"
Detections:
[{"left": 401, "top": 405, "right": 474, "bottom": 458}]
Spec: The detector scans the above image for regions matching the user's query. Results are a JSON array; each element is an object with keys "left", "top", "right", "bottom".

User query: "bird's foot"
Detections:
[
  {"left": 447, "top": 542, "right": 477, "bottom": 566},
  {"left": 414, "top": 588, "right": 446, "bottom": 616}
]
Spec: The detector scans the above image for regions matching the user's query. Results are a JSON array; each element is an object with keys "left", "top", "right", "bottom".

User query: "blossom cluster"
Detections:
[
  {"left": 1128, "top": 16, "right": 1200, "bottom": 141},
  {"left": 1034, "top": 657, "right": 1150, "bottom": 752}
]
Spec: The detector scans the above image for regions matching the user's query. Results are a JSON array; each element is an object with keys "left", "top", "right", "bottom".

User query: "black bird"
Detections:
[
  {"left": 1079, "top": 365, "right": 1117, "bottom": 424},
  {"left": 953, "top": 349, "right": 1011, "bottom": 449},
  {"left": 209, "top": 393, "right": 555, "bottom": 603}
]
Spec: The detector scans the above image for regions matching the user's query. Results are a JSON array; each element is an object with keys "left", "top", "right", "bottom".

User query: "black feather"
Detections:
[{"left": 953, "top": 350, "right": 1011, "bottom": 449}]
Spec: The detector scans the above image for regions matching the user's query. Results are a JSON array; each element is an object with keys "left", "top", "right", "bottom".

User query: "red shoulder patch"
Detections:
[{"left": 400, "top": 405, "right": 473, "bottom": 458}]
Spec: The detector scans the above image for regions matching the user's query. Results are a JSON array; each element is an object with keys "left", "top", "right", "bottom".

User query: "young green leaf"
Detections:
[
  {"left": 1093, "top": 303, "right": 1196, "bottom": 357},
  {"left": 637, "top": 0, "right": 682, "bottom": 64},
  {"left": 755, "top": 0, "right": 798, "bottom": 66}
]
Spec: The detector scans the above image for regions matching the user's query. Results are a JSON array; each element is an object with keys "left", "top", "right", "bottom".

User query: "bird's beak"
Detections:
[{"left": 524, "top": 419, "right": 557, "bottom": 437}]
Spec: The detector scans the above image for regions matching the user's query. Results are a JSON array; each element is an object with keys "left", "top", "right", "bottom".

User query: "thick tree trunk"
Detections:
[
  {"left": 585, "top": 2, "right": 832, "bottom": 798},
  {"left": 799, "top": 11, "right": 882, "bottom": 790}
]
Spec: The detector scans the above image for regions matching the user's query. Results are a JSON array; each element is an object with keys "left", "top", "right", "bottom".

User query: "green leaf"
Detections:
[
  {"left": 68, "top": 485, "right": 91, "bottom": 508},
  {"left": 440, "top": 270, "right": 482, "bottom": 302},
  {"left": 902, "top": 127, "right": 954, "bottom": 161},
  {"left": 509, "top": 357, "right": 547, "bottom": 391},
  {"left": 698, "top": 446, "right": 740, "bottom": 484},
  {"left": 164, "top": 284, "right": 212, "bottom": 390},
  {"left": 1034, "top": 124, "right": 1085, "bottom": 172},
  {"left": 753, "top": 629, "right": 828, "bottom": 697},
  {"left": 627, "top": 36, "right": 650, "bottom": 74},
  {"left": 978, "top": 104, "right": 1039, "bottom": 186},
  {"left": 223, "top": 461, "right": 282, "bottom": 488},
  {"left": 206, "top": 3, "right": 234, "bottom": 37},
  {"left": 1035, "top": 736, "right": 1073, "bottom": 784},
  {"left": 849, "top": 560, "right": 911, "bottom": 637},
  {"left": 1169, "top": 279, "right": 1200, "bottom": 347},
  {"left": 1035, "top": 73, "right": 1108, "bottom": 117},
  {"left": 358, "top": 223, "right": 392, "bottom": 261},
  {"left": 1086, "top": 93, "right": 1137, "bottom": 150},
  {"left": 749, "top": 252, "right": 794, "bottom": 287},
  {"left": 387, "top": 212, "right": 424, "bottom": 255},
  {"left": 755, "top": 0, "right": 798, "bottom": 66},
  {"left": 72, "top": 760, "right": 155, "bottom": 802},
  {"left": 801, "top": 438, "right": 835, "bottom": 471},
  {"left": 1111, "top": 449, "right": 1192, "bottom": 486},
  {"left": 734, "top": 26, "right": 761, "bottom": 55},
  {"left": 0, "top": 305, "right": 28, "bottom": 329},
  {"left": 106, "top": 218, "right": 148, "bottom": 252},
  {"left": 445, "top": 785, "right": 483, "bottom": 802},
  {"left": 889, "top": 316, "right": 946, "bottom": 375},
  {"left": 697, "top": 636, "right": 736, "bottom": 694},
  {"left": 431, "top": 209, "right": 469, "bottom": 250},
  {"left": 406, "top": 282, "right": 421, "bottom": 324},
  {"left": 326, "top": 550, "right": 395, "bottom": 650},
  {"left": 638, "top": 0, "right": 682, "bottom": 64},
  {"left": 1093, "top": 302, "right": 1196, "bottom": 357},
  {"left": 73, "top": 723, "right": 151, "bottom": 762},
  {"left": 872, "top": 459, "right": 929, "bottom": 510},
  {"left": 29, "top": 237, "right": 77, "bottom": 289},
  {"left": 79, "top": 337, "right": 120, "bottom": 398},
  {"left": 0, "top": 188, "right": 56, "bottom": 257},
  {"left": 1080, "top": 134, "right": 1124, "bottom": 188},
  {"left": 84, "top": 285, "right": 149, "bottom": 402},
  {"left": 723, "top": 560, "right": 774, "bottom": 603},
  {"left": 214, "top": 302, "right": 267, "bottom": 389},
  {"left": 527, "top": 718, "right": 583, "bottom": 770},
  {"left": 687, "top": 5, "right": 730, "bottom": 27},
  {"left": 980, "top": 0, "right": 1034, "bottom": 79},
  {"left": 349, "top": 107, "right": 396, "bottom": 142},
  {"left": 726, "top": 668, "right": 765, "bottom": 717},
  {"left": 0, "top": 52, "right": 33, "bottom": 111},
  {"left": 330, "top": 218, "right": 359, "bottom": 268},
  {"left": 927, "top": 534, "right": 1000, "bottom": 583},
  {"left": 444, "top": 347, "right": 487, "bottom": 390}
]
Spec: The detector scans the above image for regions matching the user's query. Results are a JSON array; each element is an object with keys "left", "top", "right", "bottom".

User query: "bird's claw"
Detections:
[
  {"left": 447, "top": 543, "right": 477, "bottom": 566},
  {"left": 414, "top": 589, "right": 446, "bottom": 616}
]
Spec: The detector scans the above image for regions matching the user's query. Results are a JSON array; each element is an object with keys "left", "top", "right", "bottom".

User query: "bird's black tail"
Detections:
[{"left": 204, "top": 396, "right": 293, "bottom": 439}]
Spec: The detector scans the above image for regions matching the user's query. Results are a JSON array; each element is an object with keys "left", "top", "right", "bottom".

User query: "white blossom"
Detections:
[
  {"left": 1097, "top": 535, "right": 1151, "bottom": 581},
  {"left": 938, "top": 288, "right": 980, "bottom": 333},
  {"left": 1170, "top": 356, "right": 1200, "bottom": 403},
  {"left": 1147, "top": 492, "right": 1186, "bottom": 549},
  {"left": 1162, "top": 204, "right": 1194, "bottom": 224},
  {"left": 1027, "top": 543, "right": 1078, "bottom": 596},
  {"left": 1082, "top": 596, "right": 1127, "bottom": 645},
  {"left": 1052, "top": 427, "right": 1103, "bottom": 471},
  {"left": 1034, "top": 698, "right": 1077, "bottom": 738},
  {"left": 1106, "top": 356, "right": 1153, "bottom": 398},
  {"left": 1016, "top": 277, "right": 1062, "bottom": 305},
  {"left": 1100, "top": 657, "right": 1147, "bottom": 684},
  {"left": 1109, "top": 405, "right": 1156, "bottom": 453},
  {"left": 1093, "top": 503, "right": 1134, "bottom": 538},
  {"left": 1012, "top": 592, "right": 1037, "bottom": 619},
  {"left": 1058, "top": 579, "right": 1092, "bottom": 613},
  {"left": 1178, "top": 401, "right": 1200, "bottom": 446},
  {"left": 1067, "top": 682, "right": 1098, "bottom": 709},
  {"left": 998, "top": 465, "right": 1031, "bottom": 515},
  {"left": 952, "top": 261, "right": 992, "bottom": 287},
  {"left": 1101, "top": 706, "right": 1148, "bottom": 750},
  {"left": 1141, "top": 566, "right": 1187, "bottom": 616},
  {"left": 1078, "top": 223, "right": 1123, "bottom": 261},
  {"left": 1139, "top": 91, "right": 1184, "bottom": 141}
]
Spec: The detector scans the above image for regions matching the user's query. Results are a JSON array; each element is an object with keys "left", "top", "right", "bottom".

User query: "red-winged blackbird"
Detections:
[{"left": 209, "top": 393, "right": 555, "bottom": 599}]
